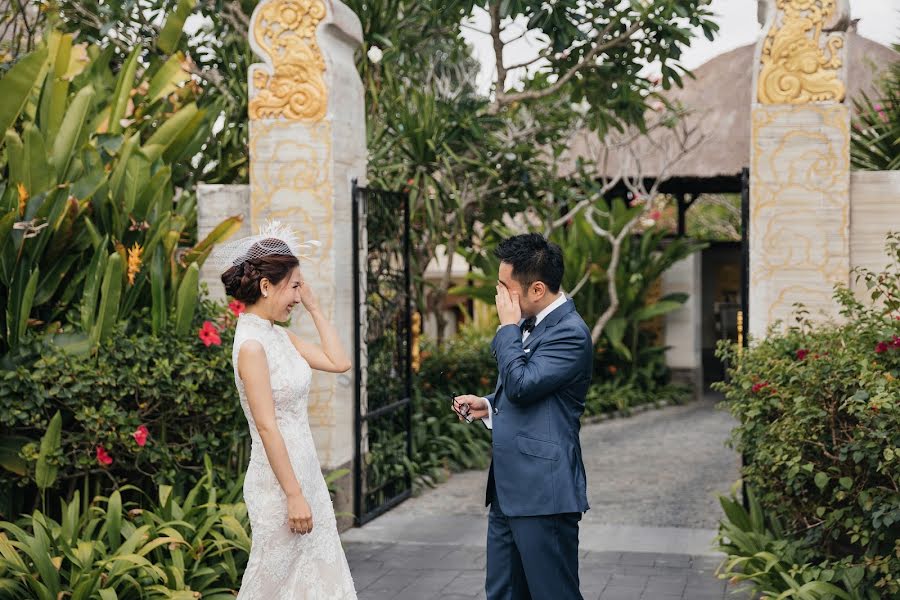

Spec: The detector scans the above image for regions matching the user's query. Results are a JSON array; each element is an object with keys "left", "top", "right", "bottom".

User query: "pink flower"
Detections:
[
  {"left": 796, "top": 348, "right": 809, "bottom": 361},
  {"left": 228, "top": 300, "right": 246, "bottom": 317},
  {"left": 133, "top": 425, "right": 149, "bottom": 447},
  {"left": 648, "top": 210, "right": 661, "bottom": 221},
  {"left": 96, "top": 446, "right": 113, "bottom": 466},
  {"left": 875, "top": 341, "right": 889, "bottom": 354},
  {"left": 198, "top": 321, "right": 221, "bottom": 347}
]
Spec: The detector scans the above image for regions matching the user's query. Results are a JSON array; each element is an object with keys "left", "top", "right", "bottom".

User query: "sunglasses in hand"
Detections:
[{"left": 450, "top": 395, "right": 474, "bottom": 423}]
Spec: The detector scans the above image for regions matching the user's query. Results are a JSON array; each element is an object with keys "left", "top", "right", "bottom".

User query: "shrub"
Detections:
[
  {"left": 0, "top": 295, "right": 245, "bottom": 516},
  {"left": 713, "top": 233, "right": 900, "bottom": 596}
]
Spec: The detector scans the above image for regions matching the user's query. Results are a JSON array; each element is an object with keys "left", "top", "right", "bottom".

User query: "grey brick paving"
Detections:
[{"left": 345, "top": 541, "right": 754, "bottom": 599}]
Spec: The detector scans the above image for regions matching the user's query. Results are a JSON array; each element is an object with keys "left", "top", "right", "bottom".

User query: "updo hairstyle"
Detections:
[{"left": 220, "top": 239, "right": 300, "bottom": 304}]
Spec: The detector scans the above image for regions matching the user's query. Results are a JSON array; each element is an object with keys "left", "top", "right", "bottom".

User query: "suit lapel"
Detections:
[{"left": 523, "top": 299, "right": 575, "bottom": 349}]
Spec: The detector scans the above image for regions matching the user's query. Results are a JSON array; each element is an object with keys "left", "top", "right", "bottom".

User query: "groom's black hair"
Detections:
[{"left": 494, "top": 233, "right": 564, "bottom": 293}]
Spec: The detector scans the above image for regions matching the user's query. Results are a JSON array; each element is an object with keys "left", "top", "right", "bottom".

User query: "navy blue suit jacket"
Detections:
[{"left": 485, "top": 299, "right": 592, "bottom": 517}]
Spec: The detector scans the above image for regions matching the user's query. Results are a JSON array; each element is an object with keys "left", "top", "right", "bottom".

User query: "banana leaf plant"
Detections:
[{"left": 0, "top": 22, "right": 240, "bottom": 356}]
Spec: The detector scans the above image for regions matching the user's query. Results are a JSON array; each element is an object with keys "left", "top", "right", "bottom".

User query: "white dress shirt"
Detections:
[{"left": 481, "top": 293, "right": 568, "bottom": 430}]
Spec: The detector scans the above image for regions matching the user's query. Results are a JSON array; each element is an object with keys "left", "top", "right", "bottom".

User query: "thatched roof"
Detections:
[{"left": 558, "top": 33, "right": 899, "bottom": 182}]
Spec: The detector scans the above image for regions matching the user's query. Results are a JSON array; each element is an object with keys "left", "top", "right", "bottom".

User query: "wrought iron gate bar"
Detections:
[{"left": 351, "top": 180, "right": 413, "bottom": 526}]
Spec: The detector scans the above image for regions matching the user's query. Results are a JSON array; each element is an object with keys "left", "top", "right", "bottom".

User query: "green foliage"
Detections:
[
  {"left": 0, "top": 30, "right": 241, "bottom": 355},
  {"left": 0, "top": 297, "right": 245, "bottom": 515},
  {"left": 584, "top": 380, "right": 689, "bottom": 417},
  {"left": 850, "top": 42, "right": 900, "bottom": 171},
  {"left": 713, "top": 233, "right": 900, "bottom": 596},
  {"left": 715, "top": 488, "right": 876, "bottom": 600},
  {"left": 0, "top": 459, "right": 250, "bottom": 599}
]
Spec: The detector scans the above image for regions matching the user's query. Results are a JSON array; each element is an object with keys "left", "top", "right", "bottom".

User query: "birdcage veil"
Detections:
[{"left": 207, "top": 219, "right": 321, "bottom": 272}]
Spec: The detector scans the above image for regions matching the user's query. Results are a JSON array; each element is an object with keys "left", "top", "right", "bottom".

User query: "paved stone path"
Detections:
[{"left": 343, "top": 394, "right": 755, "bottom": 599}]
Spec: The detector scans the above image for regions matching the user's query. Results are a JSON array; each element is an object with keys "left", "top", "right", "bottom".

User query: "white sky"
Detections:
[{"left": 460, "top": 0, "right": 900, "bottom": 95}]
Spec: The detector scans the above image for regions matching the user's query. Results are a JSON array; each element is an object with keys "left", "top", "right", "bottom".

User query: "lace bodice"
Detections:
[
  {"left": 231, "top": 311, "right": 356, "bottom": 600},
  {"left": 233, "top": 312, "right": 313, "bottom": 443}
]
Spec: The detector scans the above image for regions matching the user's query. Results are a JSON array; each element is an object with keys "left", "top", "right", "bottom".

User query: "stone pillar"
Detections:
[
  {"left": 663, "top": 253, "right": 702, "bottom": 397},
  {"left": 748, "top": 0, "right": 851, "bottom": 339},
  {"left": 247, "top": 0, "right": 366, "bottom": 519},
  {"left": 197, "top": 184, "right": 251, "bottom": 301}
]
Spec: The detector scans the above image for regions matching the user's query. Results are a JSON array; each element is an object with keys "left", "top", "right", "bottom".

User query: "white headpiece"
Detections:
[{"left": 207, "top": 219, "right": 321, "bottom": 272}]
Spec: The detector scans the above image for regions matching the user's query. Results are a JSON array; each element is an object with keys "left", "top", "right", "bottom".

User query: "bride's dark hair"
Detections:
[{"left": 220, "top": 239, "right": 299, "bottom": 304}]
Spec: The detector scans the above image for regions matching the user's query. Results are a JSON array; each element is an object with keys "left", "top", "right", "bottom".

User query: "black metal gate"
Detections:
[{"left": 351, "top": 180, "right": 413, "bottom": 526}]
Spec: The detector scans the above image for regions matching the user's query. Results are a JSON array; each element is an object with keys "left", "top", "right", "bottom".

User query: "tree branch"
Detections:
[
  {"left": 492, "top": 15, "right": 643, "bottom": 110},
  {"left": 489, "top": 1, "right": 508, "bottom": 97}
]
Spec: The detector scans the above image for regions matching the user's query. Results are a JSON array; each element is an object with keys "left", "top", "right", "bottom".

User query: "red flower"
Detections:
[
  {"left": 796, "top": 349, "right": 809, "bottom": 361},
  {"left": 751, "top": 382, "right": 769, "bottom": 393},
  {"left": 891, "top": 335, "right": 900, "bottom": 349},
  {"left": 228, "top": 300, "right": 246, "bottom": 317},
  {"left": 198, "top": 321, "right": 221, "bottom": 347},
  {"left": 96, "top": 446, "right": 113, "bottom": 466},
  {"left": 133, "top": 425, "right": 149, "bottom": 447},
  {"left": 875, "top": 341, "right": 889, "bottom": 354}
]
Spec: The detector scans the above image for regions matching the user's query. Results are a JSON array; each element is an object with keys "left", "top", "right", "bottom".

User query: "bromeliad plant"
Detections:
[
  {"left": 0, "top": 457, "right": 250, "bottom": 599},
  {"left": 0, "top": 25, "right": 240, "bottom": 356}
]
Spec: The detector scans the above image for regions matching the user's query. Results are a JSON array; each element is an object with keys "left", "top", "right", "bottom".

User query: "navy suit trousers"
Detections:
[{"left": 485, "top": 492, "right": 583, "bottom": 600}]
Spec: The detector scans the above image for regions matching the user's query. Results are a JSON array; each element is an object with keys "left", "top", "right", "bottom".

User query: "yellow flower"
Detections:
[
  {"left": 16, "top": 183, "right": 27, "bottom": 216},
  {"left": 127, "top": 242, "right": 144, "bottom": 285}
]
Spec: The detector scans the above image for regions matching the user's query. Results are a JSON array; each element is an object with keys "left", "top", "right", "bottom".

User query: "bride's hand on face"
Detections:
[
  {"left": 287, "top": 493, "right": 313, "bottom": 535},
  {"left": 298, "top": 280, "right": 320, "bottom": 313}
]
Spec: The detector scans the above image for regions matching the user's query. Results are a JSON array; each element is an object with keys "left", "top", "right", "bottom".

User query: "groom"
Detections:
[{"left": 454, "top": 233, "right": 592, "bottom": 600}]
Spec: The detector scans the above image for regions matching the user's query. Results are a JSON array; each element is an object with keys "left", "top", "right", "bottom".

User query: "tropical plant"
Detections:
[
  {"left": 0, "top": 457, "right": 250, "bottom": 599},
  {"left": 714, "top": 233, "right": 900, "bottom": 596},
  {"left": 0, "top": 27, "right": 240, "bottom": 355},
  {"left": 850, "top": 42, "right": 900, "bottom": 171}
]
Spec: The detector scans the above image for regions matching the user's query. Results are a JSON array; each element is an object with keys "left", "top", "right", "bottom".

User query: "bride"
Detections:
[{"left": 213, "top": 222, "right": 357, "bottom": 599}]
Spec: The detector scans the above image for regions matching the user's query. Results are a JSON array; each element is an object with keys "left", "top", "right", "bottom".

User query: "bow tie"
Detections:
[{"left": 520, "top": 316, "right": 536, "bottom": 334}]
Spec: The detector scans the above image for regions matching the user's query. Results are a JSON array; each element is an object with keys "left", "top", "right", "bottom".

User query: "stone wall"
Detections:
[{"left": 849, "top": 170, "right": 900, "bottom": 297}]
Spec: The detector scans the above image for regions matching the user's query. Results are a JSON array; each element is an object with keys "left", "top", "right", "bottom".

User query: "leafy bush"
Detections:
[
  {"left": 0, "top": 296, "right": 245, "bottom": 516},
  {"left": 584, "top": 379, "right": 689, "bottom": 417},
  {"left": 0, "top": 458, "right": 250, "bottom": 599},
  {"left": 713, "top": 233, "right": 900, "bottom": 596}
]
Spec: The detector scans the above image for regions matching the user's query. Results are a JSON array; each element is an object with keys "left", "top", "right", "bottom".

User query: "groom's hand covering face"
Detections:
[{"left": 495, "top": 283, "right": 522, "bottom": 326}]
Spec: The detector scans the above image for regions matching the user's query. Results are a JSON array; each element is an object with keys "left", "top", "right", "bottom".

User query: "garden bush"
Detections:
[{"left": 713, "top": 233, "right": 900, "bottom": 597}]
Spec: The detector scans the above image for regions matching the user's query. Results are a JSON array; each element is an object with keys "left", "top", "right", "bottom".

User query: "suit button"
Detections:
[{"left": 493, "top": 407, "right": 499, "bottom": 415}]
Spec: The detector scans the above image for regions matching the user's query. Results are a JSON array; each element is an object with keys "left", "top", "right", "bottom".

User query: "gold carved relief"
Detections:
[
  {"left": 249, "top": 0, "right": 328, "bottom": 121},
  {"left": 758, "top": 0, "right": 848, "bottom": 104}
]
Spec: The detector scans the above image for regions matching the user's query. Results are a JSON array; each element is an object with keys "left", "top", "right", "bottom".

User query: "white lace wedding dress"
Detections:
[{"left": 232, "top": 312, "right": 357, "bottom": 599}]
